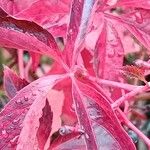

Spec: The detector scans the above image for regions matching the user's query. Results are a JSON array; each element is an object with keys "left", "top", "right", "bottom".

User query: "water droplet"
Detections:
[
  {"left": 10, "top": 136, "right": 18, "bottom": 146},
  {"left": 89, "top": 108, "right": 102, "bottom": 120},
  {"left": 128, "top": 130, "right": 138, "bottom": 143},
  {"left": 117, "top": 50, "right": 124, "bottom": 57},
  {"left": 71, "top": 104, "right": 75, "bottom": 112},
  {"left": 16, "top": 99, "right": 23, "bottom": 104},
  {"left": 2, "top": 130, "right": 8, "bottom": 138},
  {"left": 85, "top": 133, "right": 89, "bottom": 139},
  {"left": 135, "top": 12, "right": 143, "bottom": 24},
  {"left": 107, "top": 49, "right": 115, "bottom": 57},
  {"left": 13, "top": 118, "right": 20, "bottom": 124},
  {"left": 32, "top": 91, "right": 37, "bottom": 96},
  {"left": 69, "top": 29, "right": 73, "bottom": 34},
  {"left": 110, "top": 40, "right": 118, "bottom": 47},
  {"left": 80, "top": 125, "right": 84, "bottom": 130},
  {"left": 38, "top": 89, "right": 43, "bottom": 92},
  {"left": 59, "top": 127, "right": 66, "bottom": 135},
  {"left": 24, "top": 96, "right": 28, "bottom": 101},
  {"left": 10, "top": 126, "right": 14, "bottom": 129},
  {"left": 7, "top": 114, "right": 12, "bottom": 117}
]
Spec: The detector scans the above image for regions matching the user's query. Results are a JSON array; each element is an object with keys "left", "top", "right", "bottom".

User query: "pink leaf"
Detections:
[
  {"left": 14, "top": 0, "right": 70, "bottom": 19},
  {"left": 47, "top": 89, "right": 64, "bottom": 135},
  {"left": 48, "top": 64, "right": 77, "bottom": 125},
  {"left": 0, "top": 74, "right": 66, "bottom": 149},
  {"left": 76, "top": 79, "right": 136, "bottom": 149},
  {"left": 72, "top": 82, "right": 98, "bottom": 149},
  {"left": 3, "top": 66, "right": 29, "bottom": 99},
  {"left": 64, "top": 0, "right": 96, "bottom": 66},
  {"left": 122, "top": 10, "right": 150, "bottom": 51},
  {"left": 0, "top": 0, "right": 38, "bottom": 15},
  {"left": 105, "top": 10, "right": 150, "bottom": 53},
  {"left": 94, "top": 21, "right": 124, "bottom": 80},
  {"left": 117, "top": 0, "right": 150, "bottom": 9},
  {"left": 0, "top": 1, "right": 70, "bottom": 38}
]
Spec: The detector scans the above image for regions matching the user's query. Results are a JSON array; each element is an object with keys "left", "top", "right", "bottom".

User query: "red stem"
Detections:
[
  {"left": 18, "top": 49, "right": 24, "bottom": 79},
  {"left": 88, "top": 75, "right": 138, "bottom": 91},
  {"left": 112, "top": 84, "right": 149, "bottom": 109},
  {"left": 24, "top": 57, "right": 32, "bottom": 82}
]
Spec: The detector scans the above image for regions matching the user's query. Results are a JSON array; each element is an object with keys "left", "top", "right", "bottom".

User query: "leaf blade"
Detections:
[{"left": 0, "top": 74, "right": 66, "bottom": 149}]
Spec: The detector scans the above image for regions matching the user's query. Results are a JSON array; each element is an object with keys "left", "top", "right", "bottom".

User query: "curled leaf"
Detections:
[{"left": 120, "top": 65, "right": 147, "bottom": 84}]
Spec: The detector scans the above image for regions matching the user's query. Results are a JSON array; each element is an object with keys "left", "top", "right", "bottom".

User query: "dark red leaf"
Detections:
[
  {"left": 0, "top": 74, "right": 66, "bottom": 149},
  {"left": 0, "top": 8, "right": 61, "bottom": 61},
  {"left": 117, "top": 0, "right": 150, "bottom": 9},
  {"left": 49, "top": 132, "right": 84, "bottom": 150},
  {"left": 76, "top": 79, "right": 136, "bottom": 150},
  {"left": 94, "top": 20, "right": 124, "bottom": 80},
  {"left": 36, "top": 99, "right": 53, "bottom": 150},
  {"left": 3, "top": 66, "right": 29, "bottom": 99},
  {"left": 72, "top": 82, "right": 98, "bottom": 149},
  {"left": 30, "top": 52, "right": 41, "bottom": 72}
]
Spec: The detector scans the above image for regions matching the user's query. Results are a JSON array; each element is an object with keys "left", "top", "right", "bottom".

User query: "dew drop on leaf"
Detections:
[
  {"left": 71, "top": 104, "right": 76, "bottom": 111},
  {"left": 85, "top": 133, "right": 89, "bottom": 139},
  {"left": 69, "top": 29, "right": 73, "bottom": 34},
  {"left": 59, "top": 127, "right": 66, "bottom": 135},
  {"left": 135, "top": 12, "right": 143, "bottom": 24},
  {"left": 10, "top": 136, "right": 18, "bottom": 147},
  {"left": 117, "top": 50, "right": 124, "bottom": 57},
  {"left": 13, "top": 118, "right": 20, "bottom": 124},
  {"left": 128, "top": 130, "right": 138, "bottom": 143},
  {"left": 32, "top": 91, "right": 37, "bottom": 96},
  {"left": 16, "top": 99, "right": 23, "bottom": 104},
  {"left": 110, "top": 40, "right": 118, "bottom": 47},
  {"left": 2, "top": 129, "right": 8, "bottom": 138},
  {"left": 24, "top": 96, "right": 28, "bottom": 101},
  {"left": 107, "top": 49, "right": 115, "bottom": 58},
  {"left": 7, "top": 114, "right": 12, "bottom": 117}
]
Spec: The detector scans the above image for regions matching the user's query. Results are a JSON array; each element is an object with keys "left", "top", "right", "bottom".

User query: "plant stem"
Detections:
[
  {"left": 112, "top": 84, "right": 149, "bottom": 109},
  {"left": 88, "top": 75, "right": 138, "bottom": 91},
  {"left": 18, "top": 49, "right": 24, "bottom": 79},
  {"left": 119, "top": 109, "right": 150, "bottom": 148},
  {"left": 24, "top": 57, "right": 32, "bottom": 81}
]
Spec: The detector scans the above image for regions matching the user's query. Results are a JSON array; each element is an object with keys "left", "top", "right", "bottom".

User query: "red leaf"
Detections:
[
  {"left": 30, "top": 52, "right": 41, "bottom": 72},
  {"left": 36, "top": 99, "right": 53, "bottom": 150},
  {"left": 14, "top": 0, "right": 70, "bottom": 22},
  {"left": 0, "top": 0, "right": 37, "bottom": 15},
  {"left": 64, "top": 0, "right": 96, "bottom": 66},
  {"left": 117, "top": 0, "right": 150, "bottom": 9},
  {"left": 0, "top": 1, "right": 70, "bottom": 38},
  {"left": 49, "top": 133, "right": 84, "bottom": 150},
  {"left": 3, "top": 66, "right": 29, "bottom": 99},
  {"left": 122, "top": 10, "right": 150, "bottom": 51},
  {"left": 0, "top": 9, "right": 61, "bottom": 61},
  {"left": 0, "top": 74, "right": 66, "bottom": 149},
  {"left": 47, "top": 89, "right": 64, "bottom": 135},
  {"left": 105, "top": 9, "right": 150, "bottom": 53},
  {"left": 94, "top": 21, "right": 124, "bottom": 80},
  {"left": 76, "top": 79, "right": 136, "bottom": 149},
  {"left": 81, "top": 48, "right": 95, "bottom": 76},
  {"left": 48, "top": 65, "right": 77, "bottom": 125},
  {"left": 72, "top": 82, "right": 98, "bottom": 149}
]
